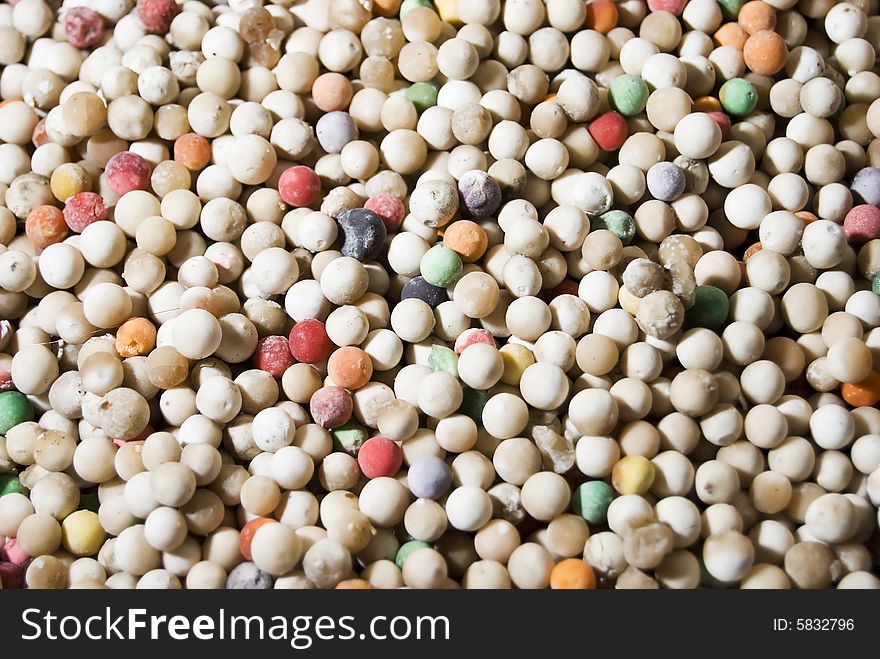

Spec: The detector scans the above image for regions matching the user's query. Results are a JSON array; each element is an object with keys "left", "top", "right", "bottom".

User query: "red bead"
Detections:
[
  {"left": 550, "top": 278, "right": 580, "bottom": 298},
  {"left": 63, "top": 192, "right": 108, "bottom": 233},
  {"left": 364, "top": 192, "right": 406, "bottom": 233},
  {"left": 278, "top": 166, "right": 321, "bottom": 207},
  {"left": 64, "top": 7, "right": 105, "bottom": 48},
  {"left": 0, "top": 355, "right": 12, "bottom": 391},
  {"left": 0, "top": 562, "right": 24, "bottom": 589},
  {"left": 288, "top": 319, "right": 333, "bottom": 363},
  {"left": 706, "top": 111, "right": 732, "bottom": 141},
  {"left": 310, "top": 386, "right": 353, "bottom": 428},
  {"left": 844, "top": 204, "right": 880, "bottom": 246},
  {"left": 137, "top": 0, "right": 181, "bottom": 34},
  {"left": 105, "top": 151, "right": 152, "bottom": 196},
  {"left": 357, "top": 436, "right": 403, "bottom": 479},
  {"left": 254, "top": 335, "right": 295, "bottom": 377},
  {"left": 588, "top": 112, "right": 628, "bottom": 151},
  {"left": 453, "top": 328, "right": 496, "bottom": 355}
]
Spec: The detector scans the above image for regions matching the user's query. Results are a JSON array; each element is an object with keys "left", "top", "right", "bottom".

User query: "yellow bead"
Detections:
[
  {"left": 611, "top": 455, "right": 655, "bottom": 495},
  {"left": 50, "top": 162, "right": 92, "bottom": 202},
  {"left": 434, "top": 0, "right": 461, "bottom": 24},
  {"left": 618, "top": 285, "right": 641, "bottom": 316},
  {"left": 500, "top": 343, "right": 536, "bottom": 385},
  {"left": 617, "top": 286, "right": 642, "bottom": 316},
  {"left": 61, "top": 510, "right": 105, "bottom": 556}
]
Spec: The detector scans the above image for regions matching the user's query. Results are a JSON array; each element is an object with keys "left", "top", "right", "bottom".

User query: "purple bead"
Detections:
[
  {"left": 315, "top": 111, "right": 358, "bottom": 154},
  {"left": 458, "top": 170, "right": 502, "bottom": 218},
  {"left": 337, "top": 207, "right": 387, "bottom": 262},
  {"left": 226, "top": 562, "right": 274, "bottom": 589},
  {"left": 646, "top": 162, "right": 686, "bottom": 202},
  {"left": 851, "top": 167, "right": 880, "bottom": 207},
  {"left": 401, "top": 276, "right": 447, "bottom": 308},
  {"left": 407, "top": 456, "right": 453, "bottom": 499}
]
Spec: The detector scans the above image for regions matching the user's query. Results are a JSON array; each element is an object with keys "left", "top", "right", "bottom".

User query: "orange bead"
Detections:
[
  {"left": 372, "top": 0, "right": 401, "bottom": 16},
  {"left": 336, "top": 578, "right": 374, "bottom": 589},
  {"left": 312, "top": 73, "right": 353, "bottom": 113},
  {"left": 174, "top": 132, "right": 212, "bottom": 171},
  {"left": 841, "top": 371, "right": 880, "bottom": 407},
  {"left": 585, "top": 0, "right": 618, "bottom": 33},
  {"left": 795, "top": 211, "right": 818, "bottom": 224},
  {"left": 25, "top": 205, "right": 68, "bottom": 249},
  {"left": 738, "top": 1, "right": 776, "bottom": 34},
  {"left": 743, "top": 242, "right": 763, "bottom": 261},
  {"left": 694, "top": 96, "right": 722, "bottom": 112},
  {"left": 32, "top": 118, "right": 51, "bottom": 147},
  {"left": 115, "top": 317, "right": 158, "bottom": 357},
  {"left": 239, "top": 517, "right": 273, "bottom": 561},
  {"left": 327, "top": 346, "right": 374, "bottom": 390},
  {"left": 743, "top": 30, "right": 788, "bottom": 75},
  {"left": 714, "top": 23, "right": 748, "bottom": 49},
  {"left": 443, "top": 220, "right": 489, "bottom": 262},
  {"left": 550, "top": 559, "right": 597, "bottom": 589}
]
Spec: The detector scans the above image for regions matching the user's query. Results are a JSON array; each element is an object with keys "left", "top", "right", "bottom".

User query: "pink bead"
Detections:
[
  {"left": 453, "top": 328, "right": 496, "bottom": 355},
  {"left": 309, "top": 386, "right": 353, "bottom": 429},
  {"left": 647, "top": 0, "right": 688, "bottom": 15},
  {"left": 364, "top": 193, "right": 406, "bottom": 233},
  {"left": 105, "top": 151, "right": 152, "bottom": 196},
  {"left": 3, "top": 538, "right": 30, "bottom": 565},
  {"left": 63, "top": 192, "right": 107, "bottom": 233},
  {"left": 64, "top": 7, "right": 105, "bottom": 48},
  {"left": 137, "top": 0, "right": 181, "bottom": 34},
  {"left": 844, "top": 204, "right": 880, "bottom": 246}
]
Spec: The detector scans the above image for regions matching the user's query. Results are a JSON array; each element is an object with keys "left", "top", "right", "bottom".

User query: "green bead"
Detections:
[
  {"left": 608, "top": 75, "right": 649, "bottom": 116},
  {"left": 572, "top": 481, "right": 614, "bottom": 525},
  {"left": 0, "top": 474, "right": 25, "bottom": 497},
  {"left": 458, "top": 386, "right": 488, "bottom": 421},
  {"left": 399, "top": 0, "right": 431, "bottom": 19},
  {"left": 395, "top": 540, "right": 431, "bottom": 568},
  {"left": 330, "top": 421, "right": 368, "bottom": 455},
  {"left": 715, "top": 0, "right": 744, "bottom": 19},
  {"left": 420, "top": 245, "right": 462, "bottom": 287},
  {"left": 0, "top": 391, "right": 34, "bottom": 435},
  {"left": 719, "top": 78, "right": 757, "bottom": 116},
  {"left": 429, "top": 345, "right": 458, "bottom": 377},
  {"left": 594, "top": 210, "right": 636, "bottom": 245},
  {"left": 686, "top": 285, "right": 730, "bottom": 330},
  {"left": 406, "top": 83, "right": 438, "bottom": 114},
  {"left": 873, "top": 273, "right": 880, "bottom": 295}
]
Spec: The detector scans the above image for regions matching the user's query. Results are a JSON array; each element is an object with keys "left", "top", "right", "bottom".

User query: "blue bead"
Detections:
[
  {"left": 851, "top": 167, "right": 880, "bottom": 207},
  {"left": 337, "top": 207, "right": 386, "bottom": 262},
  {"left": 407, "top": 456, "right": 453, "bottom": 500},
  {"left": 315, "top": 111, "right": 358, "bottom": 154},
  {"left": 401, "top": 276, "right": 447, "bottom": 308},
  {"left": 226, "top": 562, "right": 273, "bottom": 589},
  {"left": 458, "top": 170, "right": 502, "bottom": 218}
]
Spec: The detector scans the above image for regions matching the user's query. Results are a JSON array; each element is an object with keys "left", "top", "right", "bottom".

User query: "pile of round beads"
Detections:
[{"left": 0, "top": 0, "right": 879, "bottom": 590}]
